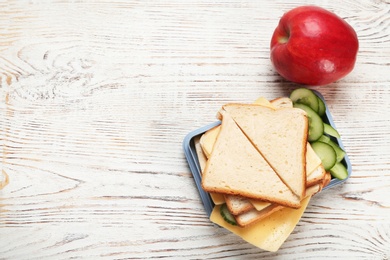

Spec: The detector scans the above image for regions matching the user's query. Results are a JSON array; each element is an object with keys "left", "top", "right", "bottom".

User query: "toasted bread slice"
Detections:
[
  {"left": 222, "top": 104, "right": 308, "bottom": 200},
  {"left": 236, "top": 204, "right": 283, "bottom": 227},
  {"left": 306, "top": 164, "right": 326, "bottom": 187},
  {"left": 201, "top": 111, "right": 301, "bottom": 208},
  {"left": 225, "top": 195, "right": 254, "bottom": 215},
  {"left": 270, "top": 97, "right": 293, "bottom": 108}
]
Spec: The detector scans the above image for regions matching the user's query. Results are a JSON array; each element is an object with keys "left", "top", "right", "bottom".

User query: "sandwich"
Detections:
[
  {"left": 201, "top": 110, "right": 302, "bottom": 208},
  {"left": 221, "top": 103, "right": 308, "bottom": 200},
  {"left": 195, "top": 96, "right": 330, "bottom": 252}
]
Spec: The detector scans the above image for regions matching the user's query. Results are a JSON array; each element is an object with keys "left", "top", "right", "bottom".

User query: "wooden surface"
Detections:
[{"left": 1, "top": 1, "right": 389, "bottom": 259}]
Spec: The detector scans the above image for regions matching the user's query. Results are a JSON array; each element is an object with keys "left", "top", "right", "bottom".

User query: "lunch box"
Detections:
[{"left": 183, "top": 91, "right": 352, "bottom": 216}]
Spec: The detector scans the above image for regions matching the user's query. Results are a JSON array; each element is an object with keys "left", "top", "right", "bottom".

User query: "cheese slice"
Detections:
[
  {"left": 210, "top": 196, "right": 311, "bottom": 252},
  {"left": 210, "top": 192, "right": 226, "bottom": 205},
  {"left": 306, "top": 142, "right": 322, "bottom": 177},
  {"left": 253, "top": 96, "right": 275, "bottom": 108},
  {"left": 250, "top": 200, "right": 271, "bottom": 211}
]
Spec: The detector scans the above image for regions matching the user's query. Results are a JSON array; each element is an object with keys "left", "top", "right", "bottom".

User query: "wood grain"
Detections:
[{"left": 1, "top": 0, "right": 390, "bottom": 259}]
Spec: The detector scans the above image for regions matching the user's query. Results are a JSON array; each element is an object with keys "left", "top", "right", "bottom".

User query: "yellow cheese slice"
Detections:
[
  {"left": 306, "top": 142, "right": 322, "bottom": 177},
  {"left": 210, "top": 190, "right": 225, "bottom": 205},
  {"left": 253, "top": 96, "right": 275, "bottom": 108},
  {"left": 210, "top": 196, "right": 311, "bottom": 252},
  {"left": 250, "top": 200, "right": 271, "bottom": 211}
]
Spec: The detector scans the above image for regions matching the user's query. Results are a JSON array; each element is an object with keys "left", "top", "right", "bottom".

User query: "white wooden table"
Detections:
[{"left": 1, "top": 1, "right": 389, "bottom": 259}]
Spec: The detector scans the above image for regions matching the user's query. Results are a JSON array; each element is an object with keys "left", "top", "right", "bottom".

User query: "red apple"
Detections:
[{"left": 270, "top": 6, "right": 359, "bottom": 86}]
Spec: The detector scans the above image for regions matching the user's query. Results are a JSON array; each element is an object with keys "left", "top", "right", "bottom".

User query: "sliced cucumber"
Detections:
[
  {"left": 220, "top": 203, "right": 237, "bottom": 226},
  {"left": 316, "top": 96, "right": 326, "bottom": 117},
  {"left": 323, "top": 123, "right": 341, "bottom": 139},
  {"left": 318, "top": 135, "right": 346, "bottom": 163},
  {"left": 330, "top": 162, "right": 348, "bottom": 180},
  {"left": 290, "top": 88, "right": 348, "bottom": 179},
  {"left": 311, "top": 141, "right": 337, "bottom": 171},
  {"left": 290, "top": 88, "right": 319, "bottom": 113},
  {"left": 293, "top": 103, "right": 324, "bottom": 142}
]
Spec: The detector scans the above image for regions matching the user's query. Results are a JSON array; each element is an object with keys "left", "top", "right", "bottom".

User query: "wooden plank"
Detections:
[{"left": 1, "top": 0, "right": 390, "bottom": 258}]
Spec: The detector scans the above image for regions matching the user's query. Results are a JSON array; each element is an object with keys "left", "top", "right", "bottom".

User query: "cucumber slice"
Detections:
[
  {"left": 324, "top": 123, "right": 341, "bottom": 139},
  {"left": 311, "top": 141, "right": 337, "bottom": 171},
  {"left": 290, "top": 88, "right": 319, "bottom": 113},
  {"left": 220, "top": 203, "right": 237, "bottom": 226},
  {"left": 318, "top": 135, "right": 346, "bottom": 162},
  {"left": 293, "top": 103, "right": 324, "bottom": 142},
  {"left": 316, "top": 96, "right": 326, "bottom": 117},
  {"left": 330, "top": 162, "right": 348, "bottom": 180}
]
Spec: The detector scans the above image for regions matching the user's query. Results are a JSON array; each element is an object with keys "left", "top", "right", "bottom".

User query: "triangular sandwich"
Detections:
[
  {"left": 222, "top": 104, "right": 308, "bottom": 199},
  {"left": 201, "top": 111, "right": 301, "bottom": 208}
]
